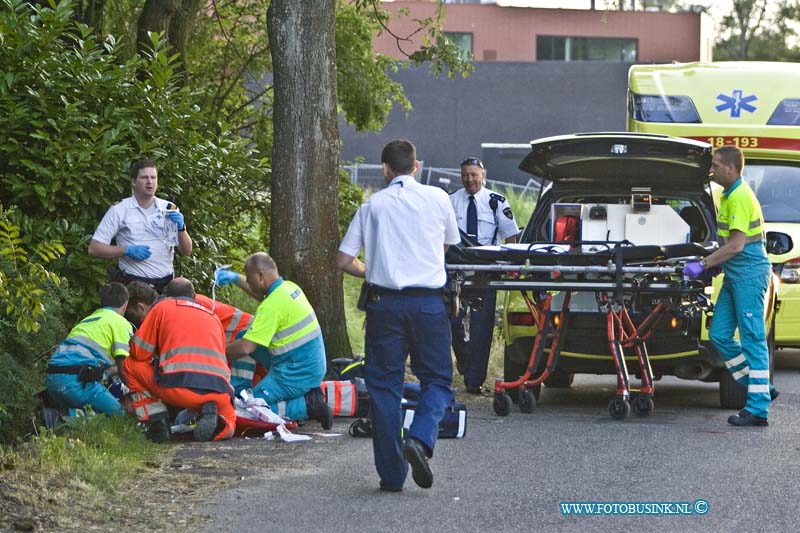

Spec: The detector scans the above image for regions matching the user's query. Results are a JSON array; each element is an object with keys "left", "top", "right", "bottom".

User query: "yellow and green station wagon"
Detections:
[{"left": 628, "top": 61, "right": 800, "bottom": 347}]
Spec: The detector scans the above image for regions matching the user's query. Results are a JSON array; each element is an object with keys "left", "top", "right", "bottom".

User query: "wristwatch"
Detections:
[{"left": 701, "top": 258, "right": 708, "bottom": 268}]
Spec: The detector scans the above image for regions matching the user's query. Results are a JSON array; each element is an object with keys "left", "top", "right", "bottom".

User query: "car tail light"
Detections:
[
  {"left": 508, "top": 312, "right": 535, "bottom": 326},
  {"left": 629, "top": 93, "right": 701, "bottom": 123},
  {"left": 780, "top": 258, "right": 800, "bottom": 283}
]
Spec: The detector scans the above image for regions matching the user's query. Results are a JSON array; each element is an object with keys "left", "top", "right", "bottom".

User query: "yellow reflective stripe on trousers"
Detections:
[
  {"left": 231, "top": 356, "right": 256, "bottom": 381},
  {"left": 725, "top": 354, "right": 746, "bottom": 369},
  {"left": 130, "top": 391, "right": 168, "bottom": 421}
]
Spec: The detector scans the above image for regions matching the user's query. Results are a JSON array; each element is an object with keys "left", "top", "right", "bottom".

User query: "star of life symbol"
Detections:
[{"left": 716, "top": 90, "right": 757, "bottom": 118}]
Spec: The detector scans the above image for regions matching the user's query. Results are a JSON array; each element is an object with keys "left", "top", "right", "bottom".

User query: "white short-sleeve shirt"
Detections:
[
  {"left": 91, "top": 196, "right": 177, "bottom": 278},
  {"left": 450, "top": 186, "right": 519, "bottom": 245},
  {"left": 339, "top": 175, "right": 460, "bottom": 290}
]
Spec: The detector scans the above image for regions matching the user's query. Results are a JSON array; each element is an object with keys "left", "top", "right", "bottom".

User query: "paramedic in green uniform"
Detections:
[
  {"left": 220, "top": 252, "right": 332, "bottom": 429},
  {"left": 45, "top": 282, "right": 133, "bottom": 415},
  {"left": 683, "top": 145, "right": 774, "bottom": 426}
]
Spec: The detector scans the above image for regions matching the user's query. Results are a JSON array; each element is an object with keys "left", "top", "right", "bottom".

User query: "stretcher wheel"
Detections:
[
  {"left": 493, "top": 393, "right": 512, "bottom": 416},
  {"left": 608, "top": 397, "right": 630, "bottom": 420},
  {"left": 518, "top": 389, "right": 537, "bottom": 414},
  {"left": 632, "top": 395, "right": 654, "bottom": 417}
]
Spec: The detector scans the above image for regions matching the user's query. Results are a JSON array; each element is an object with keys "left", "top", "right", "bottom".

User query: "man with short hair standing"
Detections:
[
  {"left": 683, "top": 145, "right": 774, "bottom": 426},
  {"left": 336, "top": 139, "right": 460, "bottom": 491},
  {"left": 449, "top": 156, "right": 518, "bottom": 394},
  {"left": 89, "top": 159, "right": 192, "bottom": 293}
]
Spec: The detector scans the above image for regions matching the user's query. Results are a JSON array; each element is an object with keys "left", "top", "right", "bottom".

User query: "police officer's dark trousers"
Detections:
[
  {"left": 364, "top": 293, "right": 454, "bottom": 489},
  {"left": 459, "top": 288, "right": 496, "bottom": 389}
]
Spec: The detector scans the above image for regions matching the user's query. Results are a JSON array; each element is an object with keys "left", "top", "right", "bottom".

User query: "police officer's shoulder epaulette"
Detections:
[{"left": 488, "top": 192, "right": 506, "bottom": 203}]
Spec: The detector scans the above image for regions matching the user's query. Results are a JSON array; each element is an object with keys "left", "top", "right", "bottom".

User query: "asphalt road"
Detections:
[{"left": 204, "top": 350, "right": 800, "bottom": 532}]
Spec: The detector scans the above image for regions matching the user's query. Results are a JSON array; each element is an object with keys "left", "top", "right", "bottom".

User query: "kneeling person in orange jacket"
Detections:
[{"left": 124, "top": 277, "right": 236, "bottom": 442}]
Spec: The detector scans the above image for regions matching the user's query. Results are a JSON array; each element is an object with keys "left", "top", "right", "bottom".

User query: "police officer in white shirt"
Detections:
[
  {"left": 449, "top": 156, "right": 518, "bottom": 394},
  {"left": 88, "top": 159, "right": 192, "bottom": 293},
  {"left": 336, "top": 139, "right": 460, "bottom": 492}
]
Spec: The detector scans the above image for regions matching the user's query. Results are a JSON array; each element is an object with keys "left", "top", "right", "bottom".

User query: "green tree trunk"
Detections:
[{"left": 268, "top": 0, "right": 352, "bottom": 361}]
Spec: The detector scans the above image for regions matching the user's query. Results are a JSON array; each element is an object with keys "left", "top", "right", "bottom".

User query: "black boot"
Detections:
[
  {"left": 193, "top": 402, "right": 219, "bottom": 442},
  {"left": 305, "top": 388, "right": 333, "bottom": 430},
  {"left": 145, "top": 412, "right": 171, "bottom": 443}
]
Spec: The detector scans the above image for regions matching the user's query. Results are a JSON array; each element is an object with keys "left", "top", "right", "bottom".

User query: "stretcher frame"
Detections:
[{"left": 446, "top": 241, "right": 714, "bottom": 419}]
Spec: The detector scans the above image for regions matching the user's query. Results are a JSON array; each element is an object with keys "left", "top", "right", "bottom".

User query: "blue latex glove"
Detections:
[
  {"left": 215, "top": 268, "right": 240, "bottom": 286},
  {"left": 167, "top": 210, "right": 185, "bottom": 230},
  {"left": 125, "top": 245, "right": 151, "bottom": 260},
  {"left": 682, "top": 261, "right": 705, "bottom": 279}
]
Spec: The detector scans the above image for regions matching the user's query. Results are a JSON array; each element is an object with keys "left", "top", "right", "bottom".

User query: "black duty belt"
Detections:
[
  {"left": 47, "top": 365, "right": 105, "bottom": 385},
  {"left": 46, "top": 365, "right": 87, "bottom": 375},
  {"left": 117, "top": 272, "right": 174, "bottom": 294},
  {"left": 369, "top": 285, "right": 445, "bottom": 297}
]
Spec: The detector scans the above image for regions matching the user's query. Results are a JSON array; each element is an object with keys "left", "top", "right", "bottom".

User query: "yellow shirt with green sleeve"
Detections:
[
  {"left": 718, "top": 178, "right": 771, "bottom": 281},
  {"left": 48, "top": 308, "right": 133, "bottom": 368},
  {"left": 243, "top": 278, "right": 326, "bottom": 386}
]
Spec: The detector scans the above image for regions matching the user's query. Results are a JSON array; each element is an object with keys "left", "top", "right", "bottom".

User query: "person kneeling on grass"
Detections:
[{"left": 45, "top": 282, "right": 133, "bottom": 416}]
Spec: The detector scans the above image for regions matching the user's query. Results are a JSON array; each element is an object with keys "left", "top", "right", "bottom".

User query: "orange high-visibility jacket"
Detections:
[
  {"left": 195, "top": 294, "right": 254, "bottom": 345},
  {"left": 131, "top": 297, "right": 233, "bottom": 395}
]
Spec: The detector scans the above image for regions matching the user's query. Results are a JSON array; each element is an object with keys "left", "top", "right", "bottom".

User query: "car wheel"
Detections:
[
  {"left": 503, "top": 342, "right": 541, "bottom": 402},
  {"left": 719, "top": 369, "right": 746, "bottom": 410},
  {"left": 544, "top": 367, "right": 574, "bottom": 388},
  {"left": 718, "top": 314, "right": 776, "bottom": 410},
  {"left": 768, "top": 314, "right": 776, "bottom": 383}
]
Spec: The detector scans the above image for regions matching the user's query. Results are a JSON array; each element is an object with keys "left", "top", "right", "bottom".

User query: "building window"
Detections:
[
  {"left": 537, "top": 35, "right": 637, "bottom": 61},
  {"left": 442, "top": 32, "right": 473, "bottom": 60}
]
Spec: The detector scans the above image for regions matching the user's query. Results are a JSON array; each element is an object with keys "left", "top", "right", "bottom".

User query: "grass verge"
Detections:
[{"left": 0, "top": 415, "right": 169, "bottom": 531}]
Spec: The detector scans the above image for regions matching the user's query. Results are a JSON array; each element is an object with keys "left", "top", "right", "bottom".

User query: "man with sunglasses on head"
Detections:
[{"left": 449, "top": 157, "right": 519, "bottom": 395}]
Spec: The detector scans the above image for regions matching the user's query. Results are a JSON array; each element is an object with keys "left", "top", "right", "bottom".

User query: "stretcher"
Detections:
[{"left": 446, "top": 240, "right": 717, "bottom": 419}]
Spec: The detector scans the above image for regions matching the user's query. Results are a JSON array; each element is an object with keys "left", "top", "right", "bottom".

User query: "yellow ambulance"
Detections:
[{"left": 628, "top": 61, "right": 800, "bottom": 347}]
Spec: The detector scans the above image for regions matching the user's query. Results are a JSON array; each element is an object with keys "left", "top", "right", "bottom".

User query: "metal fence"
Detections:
[{"left": 343, "top": 162, "right": 540, "bottom": 197}]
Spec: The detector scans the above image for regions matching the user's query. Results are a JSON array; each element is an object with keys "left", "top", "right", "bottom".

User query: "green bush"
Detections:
[
  {"left": 0, "top": 0, "right": 268, "bottom": 320},
  {"left": 0, "top": 281, "right": 77, "bottom": 444}
]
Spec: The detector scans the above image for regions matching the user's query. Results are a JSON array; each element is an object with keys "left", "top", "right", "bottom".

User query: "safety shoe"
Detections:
[
  {"left": 728, "top": 410, "right": 768, "bottom": 427},
  {"left": 145, "top": 413, "right": 171, "bottom": 443},
  {"left": 379, "top": 481, "right": 403, "bottom": 492},
  {"left": 403, "top": 438, "right": 433, "bottom": 489},
  {"left": 193, "top": 402, "right": 219, "bottom": 442},
  {"left": 305, "top": 388, "right": 333, "bottom": 430}
]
